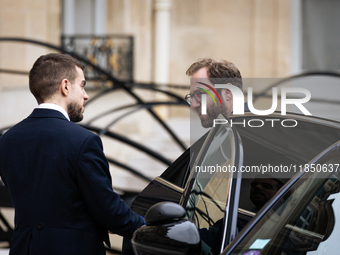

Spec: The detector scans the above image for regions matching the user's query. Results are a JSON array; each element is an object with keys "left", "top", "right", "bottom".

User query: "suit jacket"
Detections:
[{"left": 0, "top": 109, "right": 144, "bottom": 255}]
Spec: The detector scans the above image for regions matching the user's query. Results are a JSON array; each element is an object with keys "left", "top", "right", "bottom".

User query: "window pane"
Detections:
[
  {"left": 231, "top": 148, "right": 340, "bottom": 255},
  {"left": 185, "top": 123, "right": 235, "bottom": 229},
  {"left": 184, "top": 122, "right": 237, "bottom": 255}
]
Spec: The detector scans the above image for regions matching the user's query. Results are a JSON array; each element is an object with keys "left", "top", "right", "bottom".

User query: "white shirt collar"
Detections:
[{"left": 38, "top": 103, "right": 70, "bottom": 121}]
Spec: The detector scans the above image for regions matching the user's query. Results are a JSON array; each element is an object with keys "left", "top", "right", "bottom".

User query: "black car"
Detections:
[{"left": 130, "top": 112, "right": 340, "bottom": 255}]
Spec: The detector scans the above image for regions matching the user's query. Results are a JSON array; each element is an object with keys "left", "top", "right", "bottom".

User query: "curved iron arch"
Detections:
[
  {"left": 95, "top": 101, "right": 188, "bottom": 136},
  {"left": 252, "top": 71, "right": 340, "bottom": 103}
]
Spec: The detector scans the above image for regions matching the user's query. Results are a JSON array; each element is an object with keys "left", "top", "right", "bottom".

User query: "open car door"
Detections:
[{"left": 180, "top": 114, "right": 244, "bottom": 255}]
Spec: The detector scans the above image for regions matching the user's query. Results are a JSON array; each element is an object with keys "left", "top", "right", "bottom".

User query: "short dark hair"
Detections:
[
  {"left": 186, "top": 58, "right": 242, "bottom": 90},
  {"left": 29, "top": 53, "right": 85, "bottom": 104}
]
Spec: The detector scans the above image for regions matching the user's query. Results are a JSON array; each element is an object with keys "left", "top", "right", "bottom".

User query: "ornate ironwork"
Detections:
[
  {"left": 61, "top": 34, "right": 134, "bottom": 83},
  {"left": 0, "top": 37, "right": 189, "bottom": 185}
]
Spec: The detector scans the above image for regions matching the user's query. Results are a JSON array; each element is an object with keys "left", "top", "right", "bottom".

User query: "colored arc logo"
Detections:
[{"left": 196, "top": 82, "right": 222, "bottom": 106}]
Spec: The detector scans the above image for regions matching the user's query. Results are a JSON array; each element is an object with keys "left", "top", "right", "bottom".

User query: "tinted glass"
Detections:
[
  {"left": 184, "top": 123, "right": 235, "bottom": 228},
  {"left": 232, "top": 114, "right": 340, "bottom": 212},
  {"left": 230, "top": 145, "right": 340, "bottom": 255},
  {"left": 182, "top": 120, "right": 238, "bottom": 254}
]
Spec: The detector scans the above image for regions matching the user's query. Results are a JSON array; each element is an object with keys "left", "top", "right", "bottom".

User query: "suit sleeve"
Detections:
[{"left": 76, "top": 134, "right": 144, "bottom": 238}]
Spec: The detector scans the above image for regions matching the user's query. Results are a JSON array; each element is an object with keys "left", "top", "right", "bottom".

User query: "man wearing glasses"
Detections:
[{"left": 185, "top": 58, "right": 245, "bottom": 128}]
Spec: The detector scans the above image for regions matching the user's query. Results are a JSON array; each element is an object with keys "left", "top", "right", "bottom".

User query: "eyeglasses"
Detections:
[{"left": 185, "top": 90, "right": 207, "bottom": 105}]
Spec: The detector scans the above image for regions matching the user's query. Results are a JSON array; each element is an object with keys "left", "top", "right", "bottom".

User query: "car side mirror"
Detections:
[{"left": 132, "top": 202, "right": 201, "bottom": 255}]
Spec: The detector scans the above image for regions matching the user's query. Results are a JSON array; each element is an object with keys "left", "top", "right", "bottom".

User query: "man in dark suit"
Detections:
[{"left": 0, "top": 53, "right": 144, "bottom": 255}]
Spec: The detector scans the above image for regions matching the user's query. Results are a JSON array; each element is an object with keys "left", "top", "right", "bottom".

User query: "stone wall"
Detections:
[
  {"left": 106, "top": 0, "right": 291, "bottom": 85},
  {"left": 0, "top": 0, "right": 61, "bottom": 127}
]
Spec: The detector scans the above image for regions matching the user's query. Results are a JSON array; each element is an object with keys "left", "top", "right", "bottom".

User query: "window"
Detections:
[
  {"left": 231, "top": 148, "right": 340, "bottom": 255},
  {"left": 182, "top": 118, "right": 240, "bottom": 255},
  {"left": 184, "top": 124, "right": 235, "bottom": 229}
]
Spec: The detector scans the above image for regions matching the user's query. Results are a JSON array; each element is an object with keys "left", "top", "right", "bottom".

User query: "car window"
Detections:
[
  {"left": 232, "top": 114, "right": 340, "bottom": 213},
  {"left": 181, "top": 115, "right": 243, "bottom": 255},
  {"left": 229, "top": 144, "right": 340, "bottom": 255},
  {"left": 184, "top": 123, "right": 235, "bottom": 229}
]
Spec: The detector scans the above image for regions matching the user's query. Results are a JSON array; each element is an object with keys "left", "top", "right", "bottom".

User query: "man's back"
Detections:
[{"left": 0, "top": 109, "right": 142, "bottom": 254}]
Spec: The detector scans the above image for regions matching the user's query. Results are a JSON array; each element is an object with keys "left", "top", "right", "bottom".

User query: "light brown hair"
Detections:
[{"left": 186, "top": 58, "right": 242, "bottom": 89}]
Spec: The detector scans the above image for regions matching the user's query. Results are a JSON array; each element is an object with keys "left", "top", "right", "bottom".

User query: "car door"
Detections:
[
  {"left": 131, "top": 113, "right": 244, "bottom": 253},
  {"left": 224, "top": 140, "right": 340, "bottom": 255},
  {"left": 179, "top": 114, "right": 243, "bottom": 255},
  {"left": 130, "top": 131, "right": 209, "bottom": 217}
]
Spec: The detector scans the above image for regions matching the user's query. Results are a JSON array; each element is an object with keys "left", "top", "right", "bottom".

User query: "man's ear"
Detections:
[
  {"left": 221, "top": 88, "right": 232, "bottom": 101},
  {"left": 60, "top": 79, "right": 70, "bottom": 97}
]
